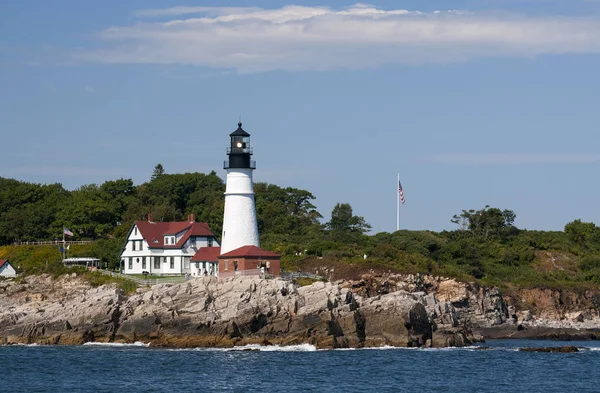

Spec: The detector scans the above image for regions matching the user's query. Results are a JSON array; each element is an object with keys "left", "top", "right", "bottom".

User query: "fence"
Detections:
[
  {"left": 98, "top": 270, "right": 188, "bottom": 286},
  {"left": 280, "top": 271, "right": 325, "bottom": 281},
  {"left": 219, "top": 269, "right": 265, "bottom": 279},
  {"left": 97, "top": 269, "right": 325, "bottom": 287},
  {"left": 13, "top": 240, "right": 95, "bottom": 246}
]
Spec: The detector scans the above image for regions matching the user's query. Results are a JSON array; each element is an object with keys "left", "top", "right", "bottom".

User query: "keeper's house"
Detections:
[{"left": 120, "top": 214, "right": 220, "bottom": 275}]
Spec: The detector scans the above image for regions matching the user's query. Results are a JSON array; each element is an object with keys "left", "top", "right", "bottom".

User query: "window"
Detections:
[
  {"left": 136, "top": 258, "right": 140, "bottom": 264},
  {"left": 184, "top": 257, "right": 190, "bottom": 269},
  {"left": 233, "top": 260, "right": 239, "bottom": 271},
  {"left": 165, "top": 237, "right": 169, "bottom": 245},
  {"left": 142, "top": 257, "right": 146, "bottom": 269},
  {"left": 170, "top": 257, "right": 174, "bottom": 269},
  {"left": 224, "top": 260, "right": 228, "bottom": 270},
  {"left": 153, "top": 257, "right": 160, "bottom": 269},
  {"left": 208, "top": 238, "right": 213, "bottom": 247},
  {"left": 132, "top": 240, "right": 142, "bottom": 251},
  {"left": 128, "top": 258, "right": 132, "bottom": 270},
  {"left": 134, "top": 227, "right": 138, "bottom": 236}
]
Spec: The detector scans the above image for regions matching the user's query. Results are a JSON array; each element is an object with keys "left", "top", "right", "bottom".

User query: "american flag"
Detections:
[
  {"left": 398, "top": 180, "right": 405, "bottom": 205},
  {"left": 63, "top": 226, "right": 73, "bottom": 237}
]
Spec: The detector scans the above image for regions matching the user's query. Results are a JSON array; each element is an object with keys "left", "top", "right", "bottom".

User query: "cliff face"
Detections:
[
  {"left": 343, "top": 273, "right": 600, "bottom": 339},
  {"left": 0, "top": 274, "right": 472, "bottom": 348},
  {"left": 2, "top": 273, "right": 597, "bottom": 348}
]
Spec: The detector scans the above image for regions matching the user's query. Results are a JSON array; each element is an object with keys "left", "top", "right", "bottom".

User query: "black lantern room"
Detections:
[{"left": 224, "top": 122, "right": 256, "bottom": 169}]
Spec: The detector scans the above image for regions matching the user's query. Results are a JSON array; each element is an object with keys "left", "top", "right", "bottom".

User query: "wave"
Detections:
[
  {"left": 82, "top": 341, "right": 151, "bottom": 347},
  {"left": 168, "top": 344, "right": 318, "bottom": 352}
]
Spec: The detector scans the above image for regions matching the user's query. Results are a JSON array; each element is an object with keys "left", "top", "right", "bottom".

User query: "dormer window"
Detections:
[{"left": 164, "top": 236, "right": 175, "bottom": 245}]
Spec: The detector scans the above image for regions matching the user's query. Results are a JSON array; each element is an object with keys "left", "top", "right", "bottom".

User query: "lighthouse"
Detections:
[{"left": 220, "top": 122, "right": 260, "bottom": 255}]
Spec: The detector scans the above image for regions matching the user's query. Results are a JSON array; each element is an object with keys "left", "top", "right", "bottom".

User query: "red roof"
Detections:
[
  {"left": 135, "top": 220, "right": 216, "bottom": 249},
  {"left": 219, "top": 245, "right": 280, "bottom": 259},
  {"left": 191, "top": 247, "right": 221, "bottom": 262},
  {"left": 0, "top": 259, "right": 7, "bottom": 268}
]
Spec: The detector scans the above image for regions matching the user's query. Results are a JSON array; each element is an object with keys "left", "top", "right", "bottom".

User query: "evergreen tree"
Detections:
[{"left": 151, "top": 164, "right": 165, "bottom": 181}]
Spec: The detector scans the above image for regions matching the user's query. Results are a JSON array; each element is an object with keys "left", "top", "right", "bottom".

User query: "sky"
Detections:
[{"left": 1, "top": 0, "right": 600, "bottom": 234}]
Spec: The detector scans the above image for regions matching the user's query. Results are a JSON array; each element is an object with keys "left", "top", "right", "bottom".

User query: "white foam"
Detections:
[
  {"left": 169, "top": 344, "right": 318, "bottom": 352},
  {"left": 225, "top": 344, "right": 317, "bottom": 352},
  {"left": 82, "top": 341, "right": 150, "bottom": 347}
]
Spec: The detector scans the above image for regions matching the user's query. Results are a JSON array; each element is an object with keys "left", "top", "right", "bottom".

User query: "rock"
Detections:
[
  {"left": 566, "top": 312, "right": 585, "bottom": 323},
  {"left": 9, "top": 272, "right": 600, "bottom": 348},
  {"left": 0, "top": 274, "right": 471, "bottom": 349},
  {"left": 519, "top": 346, "right": 579, "bottom": 353},
  {"left": 436, "top": 280, "right": 469, "bottom": 305}
]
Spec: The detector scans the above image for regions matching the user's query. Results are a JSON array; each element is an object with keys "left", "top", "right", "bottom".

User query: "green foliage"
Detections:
[
  {"left": 151, "top": 163, "right": 165, "bottom": 182},
  {"left": 451, "top": 205, "right": 517, "bottom": 240},
  {"left": 326, "top": 203, "right": 371, "bottom": 233},
  {"left": 3, "top": 172, "right": 600, "bottom": 291},
  {"left": 255, "top": 183, "right": 322, "bottom": 236}
]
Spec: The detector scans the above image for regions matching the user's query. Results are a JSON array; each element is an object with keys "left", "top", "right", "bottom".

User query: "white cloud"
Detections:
[
  {"left": 423, "top": 153, "right": 600, "bottom": 165},
  {"left": 74, "top": 4, "right": 600, "bottom": 72}
]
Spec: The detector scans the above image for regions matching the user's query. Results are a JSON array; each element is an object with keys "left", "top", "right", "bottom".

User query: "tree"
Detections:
[
  {"left": 254, "top": 183, "right": 322, "bottom": 236},
  {"left": 151, "top": 164, "right": 165, "bottom": 181},
  {"left": 565, "top": 219, "right": 598, "bottom": 247},
  {"left": 451, "top": 205, "right": 517, "bottom": 240},
  {"left": 326, "top": 203, "right": 371, "bottom": 234}
]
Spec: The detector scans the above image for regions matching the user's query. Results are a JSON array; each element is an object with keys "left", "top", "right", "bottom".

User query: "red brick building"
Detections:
[{"left": 218, "top": 245, "right": 281, "bottom": 277}]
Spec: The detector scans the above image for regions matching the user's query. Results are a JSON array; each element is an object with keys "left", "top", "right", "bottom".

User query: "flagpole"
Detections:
[
  {"left": 62, "top": 228, "right": 65, "bottom": 262},
  {"left": 396, "top": 173, "right": 400, "bottom": 231}
]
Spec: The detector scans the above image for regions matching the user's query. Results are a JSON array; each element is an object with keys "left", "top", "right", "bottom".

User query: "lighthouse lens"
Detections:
[{"left": 236, "top": 142, "right": 243, "bottom": 148}]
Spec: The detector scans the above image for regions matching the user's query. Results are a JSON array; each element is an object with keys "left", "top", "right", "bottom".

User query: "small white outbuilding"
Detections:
[{"left": 0, "top": 259, "right": 17, "bottom": 278}]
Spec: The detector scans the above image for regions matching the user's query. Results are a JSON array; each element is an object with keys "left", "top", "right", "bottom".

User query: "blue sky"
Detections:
[{"left": 2, "top": 1, "right": 600, "bottom": 234}]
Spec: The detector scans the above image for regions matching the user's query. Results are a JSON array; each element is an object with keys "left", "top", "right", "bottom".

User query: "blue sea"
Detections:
[{"left": 2, "top": 339, "right": 599, "bottom": 392}]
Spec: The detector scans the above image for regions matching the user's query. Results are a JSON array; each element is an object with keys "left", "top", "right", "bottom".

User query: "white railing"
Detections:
[
  {"left": 98, "top": 270, "right": 189, "bottom": 286},
  {"left": 13, "top": 240, "right": 95, "bottom": 246},
  {"left": 280, "top": 271, "right": 325, "bottom": 281},
  {"left": 97, "top": 269, "right": 324, "bottom": 287},
  {"left": 219, "top": 269, "right": 263, "bottom": 278}
]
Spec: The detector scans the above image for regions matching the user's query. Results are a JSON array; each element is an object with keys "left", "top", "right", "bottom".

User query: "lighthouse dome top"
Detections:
[{"left": 230, "top": 122, "right": 250, "bottom": 137}]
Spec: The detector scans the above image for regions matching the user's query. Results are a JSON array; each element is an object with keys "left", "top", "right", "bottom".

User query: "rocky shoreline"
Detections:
[{"left": 1, "top": 273, "right": 599, "bottom": 348}]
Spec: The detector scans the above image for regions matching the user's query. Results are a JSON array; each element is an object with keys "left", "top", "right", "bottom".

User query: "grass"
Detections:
[{"left": 0, "top": 245, "right": 138, "bottom": 294}]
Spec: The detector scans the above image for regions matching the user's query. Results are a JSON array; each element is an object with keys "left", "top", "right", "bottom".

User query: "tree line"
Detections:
[
  {"left": 2, "top": 165, "right": 600, "bottom": 289},
  {"left": 0, "top": 165, "right": 369, "bottom": 246}
]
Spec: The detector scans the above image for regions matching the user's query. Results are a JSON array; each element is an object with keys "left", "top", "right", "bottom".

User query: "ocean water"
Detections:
[{"left": 2, "top": 339, "right": 599, "bottom": 392}]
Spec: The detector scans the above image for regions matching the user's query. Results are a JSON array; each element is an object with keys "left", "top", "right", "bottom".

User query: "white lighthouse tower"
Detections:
[{"left": 220, "top": 122, "right": 260, "bottom": 255}]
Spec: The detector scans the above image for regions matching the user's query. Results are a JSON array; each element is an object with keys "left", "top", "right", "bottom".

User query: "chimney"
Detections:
[
  {"left": 188, "top": 214, "right": 195, "bottom": 222},
  {"left": 148, "top": 213, "right": 153, "bottom": 222}
]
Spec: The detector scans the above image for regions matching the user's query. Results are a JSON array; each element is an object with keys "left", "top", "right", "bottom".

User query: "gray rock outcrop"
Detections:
[{"left": 0, "top": 274, "right": 471, "bottom": 348}]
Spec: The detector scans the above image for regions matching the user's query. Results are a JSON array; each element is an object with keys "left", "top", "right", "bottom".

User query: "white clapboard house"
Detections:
[{"left": 120, "top": 214, "right": 220, "bottom": 276}]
